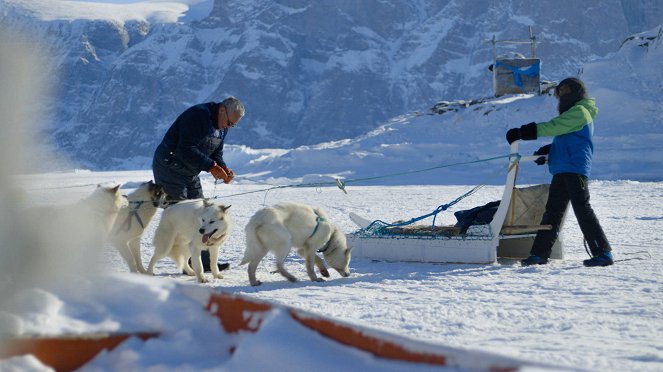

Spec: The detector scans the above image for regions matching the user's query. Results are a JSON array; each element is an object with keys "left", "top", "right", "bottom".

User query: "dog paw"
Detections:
[
  {"left": 197, "top": 277, "right": 210, "bottom": 283},
  {"left": 319, "top": 268, "right": 330, "bottom": 277},
  {"left": 214, "top": 273, "right": 224, "bottom": 279},
  {"left": 314, "top": 277, "right": 326, "bottom": 282},
  {"left": 250, "top": 280, "right": 262, "bottom": 287}
]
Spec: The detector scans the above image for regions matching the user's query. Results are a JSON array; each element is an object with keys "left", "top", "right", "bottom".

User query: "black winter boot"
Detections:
[
  {"left": 521, "top": 255, "right": 549, "bottom": 266},
  {"left": 583, "top": 252, "right": 614, "bottom": 267}
]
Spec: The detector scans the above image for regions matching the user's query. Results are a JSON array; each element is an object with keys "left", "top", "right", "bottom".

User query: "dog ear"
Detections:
[
  {"left": 148, "top": 180, "right": 160, "bottom": 192},
  {"left": 203, "top": 199, "right": 213, "bottom": 207},
  {"left": 110, "top": 184, "right": 121, "bottom": 194},
  {"left": 220, "top": 205, "right": 231, "bottom": 212}
]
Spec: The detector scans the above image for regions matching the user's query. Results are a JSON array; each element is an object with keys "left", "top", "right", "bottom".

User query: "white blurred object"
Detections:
[{"left": 0, "top": 29, "right": 114, "bottom": 337}]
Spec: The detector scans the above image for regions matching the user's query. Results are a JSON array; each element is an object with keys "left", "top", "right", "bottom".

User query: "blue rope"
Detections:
[
  {"left": 358, "top": 153, "right": 516, "bottom": 236},
  {"left": 361, "top": 183, "right": 484, "bottom": 235}
]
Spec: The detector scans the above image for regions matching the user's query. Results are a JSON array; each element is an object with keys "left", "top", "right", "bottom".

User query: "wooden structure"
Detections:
[{"left": 490, "top": 26, "right": 541, "bottom": 96}]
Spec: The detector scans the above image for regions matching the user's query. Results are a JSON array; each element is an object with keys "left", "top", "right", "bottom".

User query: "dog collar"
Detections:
[{"left": 317, "top": 239, "right": 332, "bottom": 253}]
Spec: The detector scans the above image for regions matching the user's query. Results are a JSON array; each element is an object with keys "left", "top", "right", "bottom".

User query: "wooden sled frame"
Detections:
[{"left": 347, "top": 141, "right": 563, "bottom": 263}]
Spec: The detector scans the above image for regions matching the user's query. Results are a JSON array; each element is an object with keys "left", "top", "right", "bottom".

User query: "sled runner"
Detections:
[{"left": 347, "top": 141, "right": 564, "bottom": 264}]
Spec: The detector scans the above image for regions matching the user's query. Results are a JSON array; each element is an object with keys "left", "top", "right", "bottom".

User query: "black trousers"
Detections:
[
  {"left": 530, "top": 173, "right": 611, "bottom": 259},
  {"left": 152, "top": 145, "right": 204, "bottom": 201}
]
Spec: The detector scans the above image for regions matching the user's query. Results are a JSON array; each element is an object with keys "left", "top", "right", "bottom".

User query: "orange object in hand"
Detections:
[
  {"left": 209, "top": 163, "right": 230, "bottom": 183},
  {"left": 221, "top": 166, "right": 235, "bottom": 183}
]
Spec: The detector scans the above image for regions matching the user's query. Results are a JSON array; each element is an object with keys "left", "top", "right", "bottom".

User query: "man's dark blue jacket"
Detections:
[{"left": 155, "top": 102, "right": 228, "bottom": 175}]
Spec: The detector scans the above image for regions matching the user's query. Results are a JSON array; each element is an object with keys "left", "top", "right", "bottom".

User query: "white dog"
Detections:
[
  {"left": 18, "top": 184, "right": 127, "bottom": 275},
  {"left": 109, "top": 181, "right": 167, "bottom": 273},
  {"left": 147, "top": 199, "right": 232, "bottom": 283},
  {"left": 23, "top": 183, "right": 127, "bottom": 243},
  {"left": 241, "top": 202, "right": 351, "bottom": 286}
]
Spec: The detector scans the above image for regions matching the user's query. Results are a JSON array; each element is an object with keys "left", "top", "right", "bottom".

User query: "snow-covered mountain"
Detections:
[
  {"left": 1, "top": 0, "right": 662, "bottom": 171},
  {"left": 225, "top": 25, "right": 663, "bottom": 185}
]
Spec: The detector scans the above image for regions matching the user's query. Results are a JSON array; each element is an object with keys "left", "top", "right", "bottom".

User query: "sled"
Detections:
[
  {"left": 347, "top": 141, "right": 564, "bottom": 264},
  {"left": 0, "top": 286, "right": 557, "bottom": 371}
]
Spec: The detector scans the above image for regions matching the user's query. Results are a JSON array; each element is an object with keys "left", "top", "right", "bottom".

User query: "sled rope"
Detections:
[
  {"left": 357, "top": 152, "right": 521, "bottom": 236},
  {"left": 22, "top": 152, "right": 513, "bottom": 203},
  {"left": 19, "top": 182, "right": 101, "bottom": 190},
  {"left": 213, "top": 153, "right": 512, "bottom": 200},
  {"left": 360, "top": 183, "right": 485, "bottom": 235}
]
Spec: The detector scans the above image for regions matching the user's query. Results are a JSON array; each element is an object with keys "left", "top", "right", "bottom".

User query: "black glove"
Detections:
[
  {"left": 506, "top": 122, "right": 538, "bottom": 144},
  {"left": 533, "top": 144, "right": 551, "bottom": 165},
  {"left": 506, "top": 128, "right": 521, "bottom": 144}
]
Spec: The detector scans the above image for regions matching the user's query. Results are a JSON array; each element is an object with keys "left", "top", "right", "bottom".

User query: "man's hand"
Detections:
[
  {"left": 209, "top": 163, "right": 230, "bottom": 183},
  {"left": 533, "top": 144, "right": 551, "bottom": 165},
  {"left": 221, "top": 166, "right": 235, "bottom": 184},
  {"left": 506, "top": 122, "right": 538, "bottom": 144},
  {"left": 506, "top": 128, "right": 521, "bottom": 144}
]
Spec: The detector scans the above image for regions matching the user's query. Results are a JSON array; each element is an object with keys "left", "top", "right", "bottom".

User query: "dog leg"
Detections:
[
  {"left": 209, "top": 247, "right": 223, "bottom": 279},
  {"left": 129, "top": 238, "right": 146, "bottom": 273},
  {"left": 274, "top": 251, "right": 297, "bottom": 283},
  {"left": 149, "top": 223, "right": 175, "bottom": 275},
  {"left": 247, "top": 249, "right": 268, "bottom": 286},
  {"left": 314, "top": 254, "right": 330, "bottom": 278},
  {"left": 257, "top": 224, "right": 296, "bottom": 283},
  {"left": 147, "top": 241, "right": 171, "bottom": 275},
  {"left": 248, "top": 261, "right": 262, "bottom": 286},
  {"left": 305, "top": 254, "right": 324, "bottom": 282},
  {"left": 172, "top": 253, "right": 194, "bottom": 276},
  {"left": 182, "top": 261, "right": 195, "bottom": 276},
  {"left": 189, "top": 246, "right": 208, "bottom": 283},
  {"left": 171, "top": 241, "right": 195, "bottom": 276},
  {"left": 147, "top": 251, "right": 167, "bottom": 275},
  {"left": 115, "top": 241, "right": 138, "bottom": 273}
]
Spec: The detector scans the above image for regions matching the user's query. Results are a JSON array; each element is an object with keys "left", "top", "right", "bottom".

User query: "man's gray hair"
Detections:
[{"left": 221, "top": 96, "right": 245, "bottom": 118}]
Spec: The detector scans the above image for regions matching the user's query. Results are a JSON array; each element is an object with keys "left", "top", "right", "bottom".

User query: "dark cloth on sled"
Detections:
[{"left": 454, "top": 201, "right": 500, "bottom": 234}]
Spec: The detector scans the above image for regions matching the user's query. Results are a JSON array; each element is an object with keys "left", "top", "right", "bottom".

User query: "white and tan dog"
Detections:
[
  {"left": 147, "top": 199, "right": 232, "bottom": 283},
  {"left": 109, "top": 181, "right": 167, "bottom": 273},
  {"left": 22, "top": 185, "right": 128, "bottom": 257},
  {"left": 241, "top": 202, "right": 351, "bottom": 286}
]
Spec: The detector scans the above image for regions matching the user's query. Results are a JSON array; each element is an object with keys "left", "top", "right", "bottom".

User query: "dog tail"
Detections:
[{"left": 240, "top": 220, "right": 263, "bottom": 266}]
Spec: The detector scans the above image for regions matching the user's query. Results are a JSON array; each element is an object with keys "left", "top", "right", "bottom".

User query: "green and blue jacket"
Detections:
[{"left": 536, "top": 98, "right": 598, "bottom": 177}]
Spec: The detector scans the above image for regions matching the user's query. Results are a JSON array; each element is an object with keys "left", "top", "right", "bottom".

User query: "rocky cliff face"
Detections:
[{"left": 1, "top": 0, "right": 661, "bottom": 169}]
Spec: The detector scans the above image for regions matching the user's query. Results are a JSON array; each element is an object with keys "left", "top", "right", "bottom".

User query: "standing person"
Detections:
[
  {"left": 153, "top": 96, "right": 245, "bottom": 271},
  {"left": 505, "top": 77, "right": 613, "bottom": 267}
]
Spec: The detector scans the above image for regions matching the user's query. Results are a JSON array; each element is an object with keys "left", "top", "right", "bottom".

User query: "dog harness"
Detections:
[
  {"left": 309, "top": 214, "right": 326, "bottom": 239},
  {"left": 117, "top": 200, "right": 145, "bottom": 232},
  {"left": 309, "top": 210, "right": 336, "bottom": 253}
]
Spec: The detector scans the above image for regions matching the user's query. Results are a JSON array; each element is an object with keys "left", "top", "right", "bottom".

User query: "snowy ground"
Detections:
[{"left": 3, "top": 170, "right": 661, "bottom": 371}]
